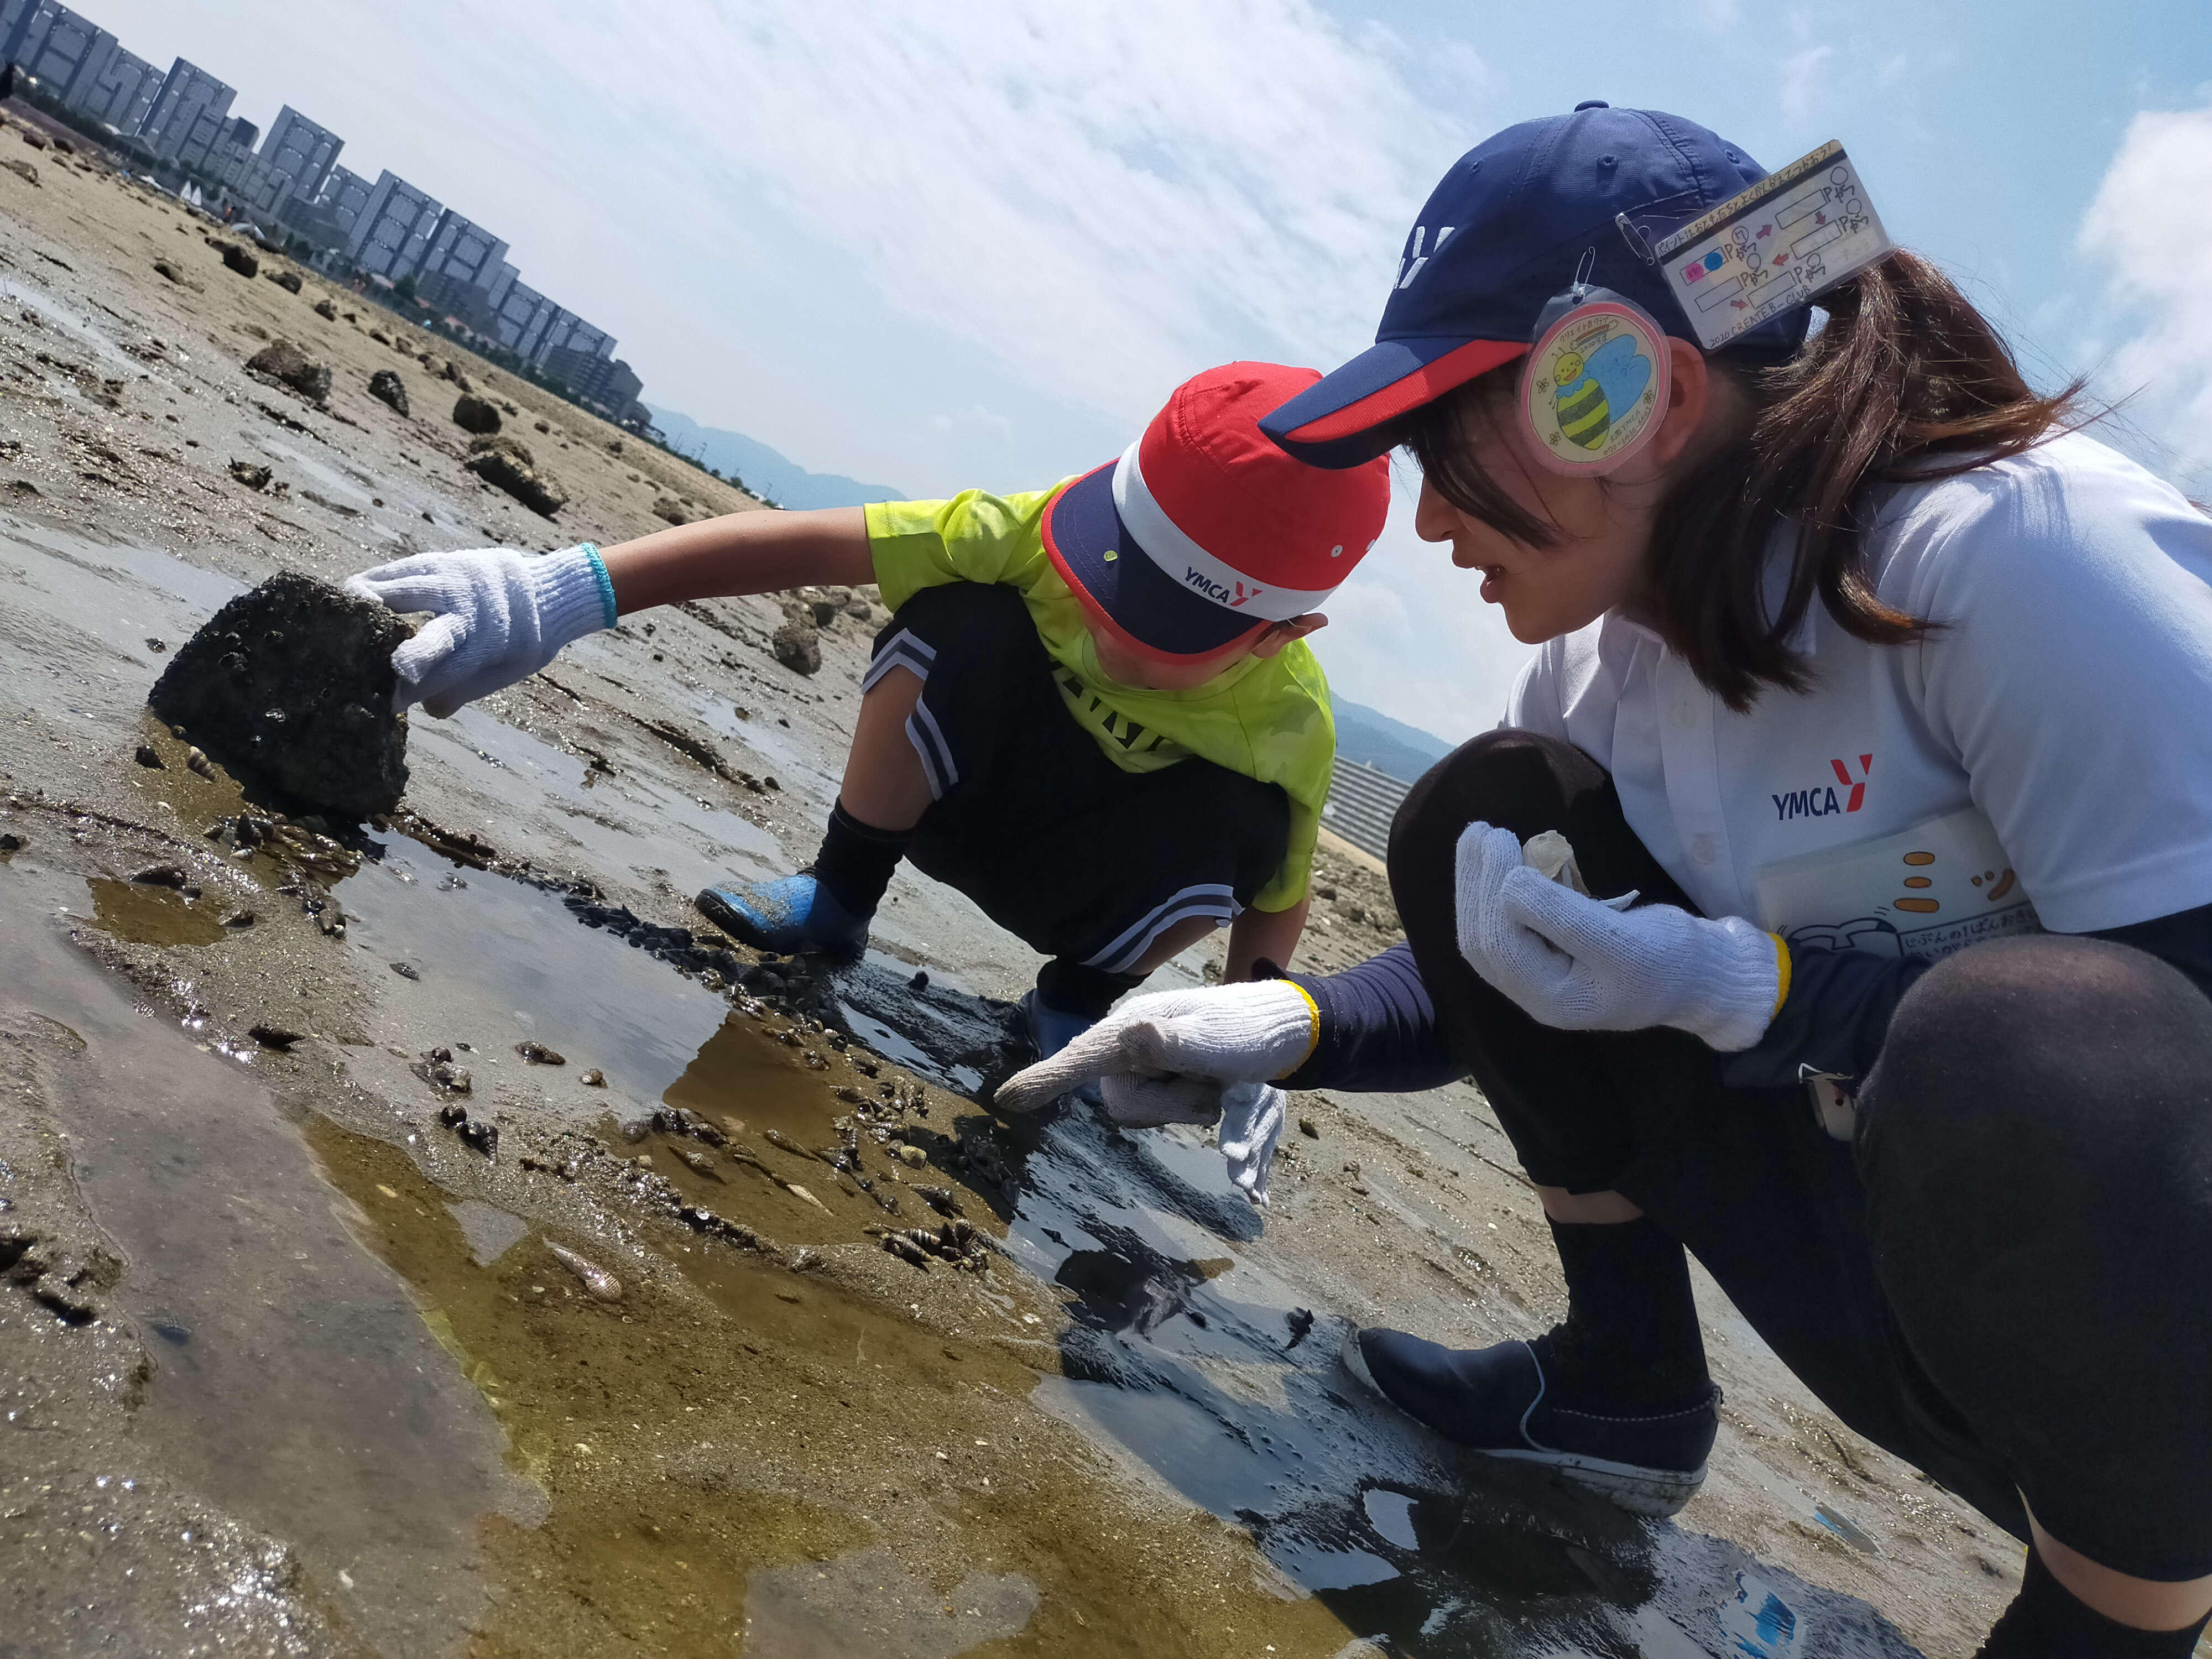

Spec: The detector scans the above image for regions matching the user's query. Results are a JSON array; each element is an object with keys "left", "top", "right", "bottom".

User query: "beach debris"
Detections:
[
  {"left": 227, "top": 459, "right": 273, "bottom": 491},
  {"left": 389, "top": 961, "right": 420, "bottom": 980},
  {"left": 148, "top": 572, "right": 411, "bottom": 818},
  {"left": 366, "top": 369, "right": 409, "bottom": 416},
  {"left": 463, "top": 434, "right": 565, "bottom": 517},
  {"left": 244, "top": 339, "right": 330, "bottom": 404},
  {"left": 450, "top": 394, "right": 501, "bottom": 435},
  {"left": 1299, "top": 1117, "right": 1320, "bottom": 1139},
  {"left": 579, "top": 1068, "right": 606, "bottom": 1087},
  {"left": 133, "top": 743, "right": 164, "bottom": 769},
  {"left": 514, "top": 1041, "right": 565, "bottom": 1065},
  {"left": 545, "top": 1241, "right": 622, "bottom": 1302},
  {"left": 437, "top": 1102, "right": 497, "bottom": 1156},
  {"left": 771, "top": 618, "right": 821, "bottom": 675}
]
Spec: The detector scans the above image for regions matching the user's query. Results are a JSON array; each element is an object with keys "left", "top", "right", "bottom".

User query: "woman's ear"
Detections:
[
  {"left": 1249, "top": 614, "right": 1328, "bottom": 657},
  {"left": 1640, "top": 337, "right": 1715, "bottom": 472}
]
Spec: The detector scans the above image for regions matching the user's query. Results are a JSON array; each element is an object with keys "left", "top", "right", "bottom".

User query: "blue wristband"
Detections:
[{"left": 578, "top": 542, "right": 618, "bottom": 629}]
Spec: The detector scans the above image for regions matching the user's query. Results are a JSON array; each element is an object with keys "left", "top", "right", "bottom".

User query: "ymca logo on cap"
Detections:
[{"left": 1042, "top": 363, "right": 1391, "bottom": 662}]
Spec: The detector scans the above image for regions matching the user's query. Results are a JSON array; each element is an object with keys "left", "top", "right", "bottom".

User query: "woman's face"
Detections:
[{"left": 1413, "top": 340, "right": 1721, "bottom": 644}]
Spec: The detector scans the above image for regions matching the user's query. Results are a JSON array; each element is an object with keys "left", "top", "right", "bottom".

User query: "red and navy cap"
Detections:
[
  {"left": 1261, "top": 103, "right": 1812, "bottom": 468},
  {"left": 1042, "top": 362, "right": 1391, "bottom": 662}
]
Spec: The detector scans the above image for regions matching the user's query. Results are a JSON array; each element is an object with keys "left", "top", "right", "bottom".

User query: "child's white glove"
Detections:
[
  {"left": 993, "top": 980, "right": 1316, "bottom": 1117},
  {"left": 1455, "top": 823, "right": 1783, "bottom": 1052},
  {"left": 344, "top": 544, "right": 615, "bottom": 717},
  {"left": 1217, "top": 1082, "right": 1287, "bottom": 1206}
]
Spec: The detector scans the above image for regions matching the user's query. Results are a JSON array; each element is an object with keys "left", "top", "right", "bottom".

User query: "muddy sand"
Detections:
[{"left": 0, "top": 112, "right": 2025, "bottom": 1658}]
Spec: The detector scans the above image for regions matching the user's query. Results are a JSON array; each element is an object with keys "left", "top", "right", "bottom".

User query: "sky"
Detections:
[{"left": 90, "top": 1, "right": 2212, "bottom": 741}]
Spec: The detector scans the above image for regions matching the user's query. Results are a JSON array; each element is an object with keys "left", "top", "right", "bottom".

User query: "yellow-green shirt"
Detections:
[{"left": 864, "top": 486, "right": 1334, "bottom": 911}]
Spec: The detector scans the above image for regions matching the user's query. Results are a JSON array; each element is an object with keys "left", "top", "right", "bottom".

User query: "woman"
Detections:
[{"left": 1001, "top": 105, "right": 2212, "bottom": 1655}]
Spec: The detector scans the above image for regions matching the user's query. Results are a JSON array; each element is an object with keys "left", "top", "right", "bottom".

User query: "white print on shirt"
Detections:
[{"left": 1755, "top": 805, "right": 2042, "bottom": 962}]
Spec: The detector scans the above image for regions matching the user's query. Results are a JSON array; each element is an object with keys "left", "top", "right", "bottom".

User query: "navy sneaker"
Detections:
[
  {"left": 1016, "top": 989, "right": 1104, "bottom": 1107},
  {"left": 696, "top": 873, "right": 868, "bottom": 959},
  {"left": 1343, "top": 1327, "right": 1719, "bottom": 1517}
]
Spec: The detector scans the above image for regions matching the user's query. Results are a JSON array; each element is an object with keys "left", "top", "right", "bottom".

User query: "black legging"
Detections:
[{"left": 1386, "top": 730, "right": 2212, "bottom": 1583}]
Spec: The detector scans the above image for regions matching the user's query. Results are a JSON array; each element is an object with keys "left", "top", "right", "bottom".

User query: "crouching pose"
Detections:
[
  {"left": 1004, "top": 106, "right": 2212, "bottom": 1656},
  {"left": 345, "top": 363, "right": 1386, "bottom": 1125}
]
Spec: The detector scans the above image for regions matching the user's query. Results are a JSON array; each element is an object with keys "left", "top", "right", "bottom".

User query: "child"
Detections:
[{"left": 345, "top": 361, "right": 1389, "bottom": 1061}]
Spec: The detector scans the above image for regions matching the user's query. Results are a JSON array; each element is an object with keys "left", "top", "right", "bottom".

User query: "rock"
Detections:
[
  {"left": 312, "top": 298, "right": 337, "bottom": 320},
  {"left": 218, "top": 242, "right": 259, "bottom": 278},
  {"left": 439, "top": 359, "right": 472, "bottom": 392},
  {"left": 771, "top": 619, "right": 821, "bottom": 676},
  {"left": 580, "top": 1068, "right": 606, "bottom": 1087},
  {"left": 19, "top": 128, "right": 46, "bottom": 149},
  {"left": 389, "top": 961, "right": 420, "bottom": 980},
  {"left": 0, "top": 833, "right": 22, "bottom": 853},
  {"left": 463, "top": 435, "right": 565, "bottom": 518},
  {"left": 244, "top": 339, "right": 330, "bottom": 404},
  {"left": 515, "top": 1041, "right": 565, "bottom": 1065},
  {"left": 248, "top": 1024, "right": 305, "bottom": 1050},
  {"left": 267, "top": 269, "right": 302, "bottom": 293},
  {"left": 533, "top": 420, "right": 550, "bottom": 433},
  {"left": 450, "top": 394, "right": 502, "bottom": 435},
  {"left": 130, "top": 864, "right": 189, "bottom": 888},
  {"left": 228, "top": 459, "right": 273, "bottom": 491},
  {"left": 653, "top": 497, "right": 690, "bottom": 525},
  {"left": 3, "top": 159, "right": 36, "bottom": 188},
  {"left": 152, "top": 257, "right": 184, "bottom": 284},
  {"left": 366, "top": 369, "right": 409, "bottom": 416},
  {"left": 134, "top": 743, "right": 164, "bottom": 769},
  {"left": 1298, "top": 1116, "right": 1320, "bottom": 1139},
  {"left": 147, "top": 571, "right": 411, "bottom": 818}
]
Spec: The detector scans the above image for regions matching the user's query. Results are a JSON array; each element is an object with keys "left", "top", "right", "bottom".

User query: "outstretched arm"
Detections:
[{"left": 598, "top": 507, "right": 873, "bottom": 613}]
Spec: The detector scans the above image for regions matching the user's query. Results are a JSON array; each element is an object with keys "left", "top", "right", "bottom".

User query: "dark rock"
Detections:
[
  {"left": 515, "top": 1041, "right": 565, "bottom": 1065},
  {"left": 1298, "top": 1117, "right": 1320, "bottom": 1139},
  {"left": 464, "top": 435, "right": 565, "bottom": 518},
  {"left": 219, "top": 242, "right": 259, "bottom": 278},
  {"left": 146, "top": 637, "right": 166, "bottom": 652},
  {"left": 134, "top": 743, "right": 164, "bottom": 769},
  {"left": 3, "top": 158, "right": 35, "bottom": 188},
  {"left": 248, "top": 1024, "right": 305, "bottom": 1050},
  {"left": 0, "top": 833, "right": 23, "bottom": 854},
  {"left": 152, "top": 258, "right": 185, "bottom": 284},
  {"left": 389, "top": 961, "right": 420, "bottom": 980},
  {"left": 909, "top": 971, "right": 930, "bottom": 992},
  {"left": 366, "top": 368, "right": 409, "bottom": 417},
  {"left": 772, "top": 619, "right": 821, "bottom": 676},
  {"left": 228, "top": 459, "right": 272, "bottom": 491},
  {"left": 267, "top": 269, "right": 303, "bottom": 294},
  {"left": 653, "top": 497, "right": 690, "bottom": 525},
  {"left": 147, "top": 571, "right": 411, "bottom": 818},
  {"left": 130, "top": 865, "right": 188, "bottom": 888},
  {"left": 450, "top": 394, "right": 502, "bottom": 435},
  {"left": 439, "top": 359, "right": 472, "bottom": 392},
  {"left": 18, "top": 128, "right": 45, "bottom": 150},
  {"left": 244, "top": 339, "right": 330, "bottom": 404},
  {"left": 313, "top": 297, "right": 337, "bottom": 321}
]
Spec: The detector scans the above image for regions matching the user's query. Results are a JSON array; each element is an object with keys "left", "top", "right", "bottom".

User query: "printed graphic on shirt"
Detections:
[
  {"left": 1772, "top": 754, "right": 1872, "bottom": 820},
  {"left": 1052, "top": 668, "right": 1190, "bottom": 761},
  {"left": 1753, "top": 805, "right": 2042, "bottom": 962}
]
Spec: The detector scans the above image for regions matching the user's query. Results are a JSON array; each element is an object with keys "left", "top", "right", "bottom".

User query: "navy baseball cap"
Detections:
[{"left": 1261, "top": 103, "right": 1812, "bottom": 468}]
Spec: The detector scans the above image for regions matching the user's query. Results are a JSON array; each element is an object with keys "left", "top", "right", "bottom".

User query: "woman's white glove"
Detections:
[
  {"left": 1456, "top": 823, "right": 1784, "bottom": 1052},
  {"left": 343, "top": 544, "right": 616, "bottom": 717},
  {"left": 993, "top": 981, "right": 1316, "bottom": 1207}
]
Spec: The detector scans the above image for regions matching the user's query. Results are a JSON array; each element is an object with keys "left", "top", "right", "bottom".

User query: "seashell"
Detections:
[{"left": 546, "top": 1241, "right": 622, "bottom": 1302}]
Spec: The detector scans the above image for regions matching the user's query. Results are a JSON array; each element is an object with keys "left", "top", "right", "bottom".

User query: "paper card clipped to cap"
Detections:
[{"left": 1654, "top": 140, "right": 1895, "bottom": 351}]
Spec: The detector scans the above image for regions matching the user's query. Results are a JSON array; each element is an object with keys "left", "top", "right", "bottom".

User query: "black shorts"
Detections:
[{"left": 866, "top": 582, "right": 1289, "bottom": 972}]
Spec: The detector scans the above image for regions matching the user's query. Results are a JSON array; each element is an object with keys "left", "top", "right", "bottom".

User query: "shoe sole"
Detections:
[{"left": 1340, "top": 1329, "right": 1705, "bottom": 1519}]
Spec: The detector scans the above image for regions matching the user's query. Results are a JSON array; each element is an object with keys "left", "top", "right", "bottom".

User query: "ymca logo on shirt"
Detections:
[{"left": 1773, "top": 754, "right": 1872, "bottom": 821}]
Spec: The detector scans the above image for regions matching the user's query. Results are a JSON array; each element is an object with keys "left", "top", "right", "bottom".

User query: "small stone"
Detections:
[
  {"left": 463, "top": 434, "right": 565, "bottom": 517},
  {"left": 895, "top": 1144, "right": 927, "bottom": 1169},
  {"left": 579, "top": 1068, "right": 606, "bottom": 1087},
  {"left": 653, "top": 497, "right": 690, "bottom": 525},
  {"left": 1298, "top": 1117, "right": 1320, "bottom": 1139},
  {"left": 134, "top": 743, "right": 165, "bottom": 769},
  {"left": 313, "top": 298, "right": 338, "bottom": 321},
  {"left": 228, "top": 460, "right": 273, "bottom": 492},
  {"left": 909, "top": 970, "right": 930, "bottom": 992},
  {"left": 222, "top": 909, "right": 254, "bottom": 928},
  {"left": 247, "top": 1024, "right": 304, "bottom": 1050},
  {"left": 771, "top": 619, "right": 821, "bottom": 676},
  {"left": 389, "top": 961, "right": 421, "bottom": 980},
  {"left": 267, "top": 269, "right": 304, "bottom": 294},
  {"left": 450, "top": 394, "right": 502, "bottom": 435},
  {"left": 130, "top": 864, "right": 189, "bottom": 888},
  {"left": 152, "top": 258, "right": 184, "bottom": 283},
  {"left": 244, "top": 340, "right": 331, "bottom": 404},
  {"left": 366, "top": 369, "right": 409, "bottom": 417},
  {"left": 515, "top": 1041, "right": 565, "bottom": 1065},
  {"left": 219, "top": 242, "right": 259, "bottom": 278},
  {"left": 0, "top": 832, "right": 24, "bottom": 853}
]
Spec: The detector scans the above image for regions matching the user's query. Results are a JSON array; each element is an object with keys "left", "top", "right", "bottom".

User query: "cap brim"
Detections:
[
  {"left": 1042, "top": 462, "right": 1267, "bottom": 662},
  {"left": 1259, "top": 336, "right": 1531, "bottom": 467}
]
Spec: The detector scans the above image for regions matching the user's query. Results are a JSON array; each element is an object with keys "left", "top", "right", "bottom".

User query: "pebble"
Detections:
[
  {"left": 247, "top": 1024, "right": 305, "bottom": 1050},
  {"left": 390, "top": 961, "right": 421, "bottom": 980},
  {"left": 515, "top": 1041, "right": 565, "bottom": 1065},
  {"left": 133, "top": 744, "right": 165, "bottom": 769},
  {"left": 895, "top": 1145, "right": 927, "bottom": 1169},
  {"left": 580, "top": 1068, "right": 606, "bottom": 1087}
]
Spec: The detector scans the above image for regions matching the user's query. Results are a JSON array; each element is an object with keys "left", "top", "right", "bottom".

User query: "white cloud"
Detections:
[
  {"left": 2077, "top": 102, "right": 2212, "bottom": 491},
  {"left": 1776, "top": 43, "right": 1837, "bottom": 129}
]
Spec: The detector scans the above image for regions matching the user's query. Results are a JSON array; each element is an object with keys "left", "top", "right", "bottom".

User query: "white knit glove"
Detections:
[
  {"left": 1218, "top": 1082, "right": 1287, "bottom": 1205},
  {"left": 993, "top": 980, "right": 1317, "bottom": 1116},
  {"left": 344, "top": 544, "right": 616, "bottom": 717},
  {"left": 1455, "top": 823, "right": 1784, "bottom": 1052}
]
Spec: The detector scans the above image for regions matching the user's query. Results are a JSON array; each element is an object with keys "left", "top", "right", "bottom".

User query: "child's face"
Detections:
[{"left": 1088, "top": 615, "right": 1323, "bottom": 691}]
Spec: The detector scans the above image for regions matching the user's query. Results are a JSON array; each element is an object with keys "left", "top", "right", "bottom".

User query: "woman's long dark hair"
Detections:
[{"left": 1405, "top": 251, "right": 2084, "bottom": 710}]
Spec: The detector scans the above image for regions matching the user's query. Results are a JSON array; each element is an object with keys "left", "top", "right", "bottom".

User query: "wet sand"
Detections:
[{"left": 0, "top": 114, "right": 2029, "bottom": 1658}]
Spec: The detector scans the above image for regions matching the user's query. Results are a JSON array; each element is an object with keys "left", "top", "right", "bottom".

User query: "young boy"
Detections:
[{"left": 345, "top": 362, "right": 1389, "bottom": 1060}]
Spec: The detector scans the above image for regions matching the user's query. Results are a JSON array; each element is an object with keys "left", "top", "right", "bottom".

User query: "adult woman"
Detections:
[{"left": 1001, "top": 106, "right": 2212, "bottom": 1655}]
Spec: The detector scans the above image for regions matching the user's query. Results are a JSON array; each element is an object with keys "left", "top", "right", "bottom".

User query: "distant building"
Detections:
[
  {"left": 209, "top": 114, "right": 258, "bottom": 189},
  {"left": 489, "top": 278, "right": 554, "bottom": 354},
  {"left": 138, "top": 59, "right": 236, "bottom": 173},
  {"left": 239, "top": 105, "right": 342, "bottom": 217},
  {"left": 69, "top": 39, "right": 156, "bottom": 133},
  {"left": 416, "top": 207, "right": 509, "bottom": 291},
  {"left": 344, "top": 169, "right": 443, "bottom": 279},
  {"left": 8, "top": 3, "right": 112, "bottom": 107},
  {"left": 415, "top": 265, "right": 503, "bottom": 336},
  {"left": 541, "top": 342, "right": 632, "bottom": 406},
  {"left": 276, "top": 162, "right": 370, "bottom": 249}
]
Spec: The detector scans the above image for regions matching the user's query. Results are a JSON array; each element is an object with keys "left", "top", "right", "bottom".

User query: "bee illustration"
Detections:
[{"left": 1547, "top": 331, "right": 1653, "bottom": 454}]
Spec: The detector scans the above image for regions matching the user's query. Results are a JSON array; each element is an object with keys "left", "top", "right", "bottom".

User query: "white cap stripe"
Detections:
[{"left": 1111, "top": 439, "right": 1336, "bottom": 622}]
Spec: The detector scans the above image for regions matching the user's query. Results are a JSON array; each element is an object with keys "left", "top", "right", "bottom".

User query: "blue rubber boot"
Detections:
[
  {"left": 695, "top": 873, "right": 869, "bottom": 959},
  {"left": 1017, "top": 988, "right": 1104, "bottom": 1107},
  {"left": 1342, "top": 1326, "right": 1719, "bottom": 1517}
]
